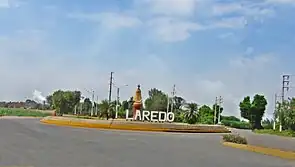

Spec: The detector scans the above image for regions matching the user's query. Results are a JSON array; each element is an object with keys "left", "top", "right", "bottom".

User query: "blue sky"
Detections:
[{"left": 1, "top": 0, "right": 295, "bottom": 118}]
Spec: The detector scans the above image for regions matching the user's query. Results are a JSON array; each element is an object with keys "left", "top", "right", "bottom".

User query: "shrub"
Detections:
[
  {"left": 221, "top": 120, "right": 250, "bottom": 129},
  {"left": 262, "top": 123, "right": 273, "bottom": 129},
  {"left": 222, "top": 134, "right": 247, "bottom": 144}
]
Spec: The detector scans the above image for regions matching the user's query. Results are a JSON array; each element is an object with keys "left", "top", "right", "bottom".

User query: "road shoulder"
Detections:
[{"left": 223, "top": 142, "right": 295, "bottom": 160}]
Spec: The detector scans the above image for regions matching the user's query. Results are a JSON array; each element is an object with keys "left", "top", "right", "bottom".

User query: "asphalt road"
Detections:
[
  {"left": 230, "top": 128, "right": 295, "bottom": 151},
  {"left": 0, "top": 118, "right": 294, "bottom": 167}
]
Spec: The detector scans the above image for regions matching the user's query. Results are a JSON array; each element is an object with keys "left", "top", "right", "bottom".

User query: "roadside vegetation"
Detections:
[
  {"left": 254, "top": 129, "right": 295, "bottom": 137},
  {"left": 0, "top": 107, "right": 52, "bottom": 117}
]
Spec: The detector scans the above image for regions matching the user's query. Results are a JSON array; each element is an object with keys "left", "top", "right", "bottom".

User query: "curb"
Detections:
[
  {"left": 40, "top": 119, "right": 231, "bottom": 133},
  {"left": 222, "top": 142, "right": 295, "bottom": 160}
]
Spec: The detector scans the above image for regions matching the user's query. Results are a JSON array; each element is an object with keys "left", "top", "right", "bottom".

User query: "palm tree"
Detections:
[
  {"left": 98, "top": 100, "right": 116, "bottom": 119},
  {"left": 98, "top": 100, "right": 109, "bottom": 119},
  {"left": 184, "top": 103, "right": 198, "bottom": 124}
]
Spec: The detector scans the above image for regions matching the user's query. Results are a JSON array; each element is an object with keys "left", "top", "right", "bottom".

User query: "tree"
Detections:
[
  {"left": 183, "top": 103, "right": 198, "bottom": 124},
  {"left": 198, "top": 105, "right": 214, "bottom": 124},
  {"left": 144, "top": 88, "right": 167, "bottom": 111},
  {"left": 83, "top": 98, "right": 92, "bottom": 115},
  {"left": 51, "top": 90, "right": 81, "bottom": 115},
  {"left": 122, "top": 100, "right": 129, "bottom": 110},
  {"left": 98, "top": 100, "right": 116, "bottom": 119},
  {"left": 46, "top": 95, "right": 53, "bottom": 109},
  {"left": 239, "top": 94, "right": 267, "bottom": 129},
  {"left": 276, "top": 98, "right": 295, "bottom": 131},
  {"left": 173, "top": 96, "right": 186, "bottom": 110},
  {"left": 221, "top": 115, "right": 240, "bottom": 122}
]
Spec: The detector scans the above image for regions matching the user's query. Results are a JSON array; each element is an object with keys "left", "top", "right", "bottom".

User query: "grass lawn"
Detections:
[
  {"left": 254, "top": 129, "right": 295, "bottom": 137},
  {"left": 0, "top": 107, "right": 52, "bottom": 117}
]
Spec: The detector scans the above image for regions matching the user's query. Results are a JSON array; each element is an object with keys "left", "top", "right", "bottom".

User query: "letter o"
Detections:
[{"left": 166, "top": 112, "right": 175, "bottom": 122}]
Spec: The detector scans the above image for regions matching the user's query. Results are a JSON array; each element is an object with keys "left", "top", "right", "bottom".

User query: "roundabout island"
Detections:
[
  {"left": 41, "top": 85, "right": 230, "bottom": 133},
  {"left": 40, "top": 116, "right": 231, "bottom": 133}
]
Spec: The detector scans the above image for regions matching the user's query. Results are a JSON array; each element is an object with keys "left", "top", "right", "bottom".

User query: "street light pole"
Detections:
[{"left": 114, "top": 84, "right": 128, "bottom": 119}]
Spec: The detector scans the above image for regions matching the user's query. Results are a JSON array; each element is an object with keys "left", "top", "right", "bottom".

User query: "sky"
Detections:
[{"left": 1, "top": 0, "right": 295, "bottom": 118}]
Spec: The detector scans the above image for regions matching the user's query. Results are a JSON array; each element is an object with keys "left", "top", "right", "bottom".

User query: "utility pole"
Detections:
[
  {"left": 115, "top": 87, "right": 120, "bottom": 119},
  {"left": 91, "top": 90, "right": 94, "bottom": 116},
  {"left": 273, "top": 93, "right": 278, "bottom": 130},
  {"left": 218, "top": 96, "right": 223, "bottom": 124},
  {"left": 280, "top": 74, "right": 290, "bottom": 131},
  {"left": 166, "top": 93, "right": 170, "bottom": 113},
  {"left": 96, "top": 95, "right": 99, "bottom": 116},
  {"left": 214, "top": 97, "right": 217, "bottom": 124},
  {"left": 108, "top": 72, "right": 114, "bottom": 120},
  {"left": 171, "top": 84, "right": 176, "bottom": 113}
]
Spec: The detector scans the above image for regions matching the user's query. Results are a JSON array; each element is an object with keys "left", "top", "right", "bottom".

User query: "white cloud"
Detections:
[
  {"left": 0, "top": 29, "right": 290, "bottom": 119},
  {"left": 147, "top": 17, "right": 204, "bottom": 42},
  {"left": 68, "top": 12, "right": 142, "bottom": 29},
  {"left": 190, "top": 54, "right": 284, "bottom": 118},
  {"left": 135, "top": 0, "right": 198, "bottom": 17},
  {"left": 212, "top": 2, "right": 275, "bottom": 17},
  {"left": 211, "top": 17, "right": 247, "bottom": 29}
]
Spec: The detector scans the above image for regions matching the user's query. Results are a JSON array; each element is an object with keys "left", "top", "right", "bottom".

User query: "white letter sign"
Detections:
[{"left": 125, "top": 110, "right": 175, "bottom": 122}]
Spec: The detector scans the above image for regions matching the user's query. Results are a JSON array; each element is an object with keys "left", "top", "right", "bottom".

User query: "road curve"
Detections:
[{"left": 0, "top": 118, "right": 294, "bottom": 167}]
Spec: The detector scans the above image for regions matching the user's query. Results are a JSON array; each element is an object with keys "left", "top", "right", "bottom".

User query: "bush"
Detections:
[
  {"left": 262, "top": 123, "right": 273, "bottom": 129},
  {"left": 222, "top": 134, "right": 248, "bottom": 144},
  {"left": 221, "top": 120, "right": 250, "bottom": 129},
  {"left": 221, "top": 116, "right": 240, "bottom": 122}
]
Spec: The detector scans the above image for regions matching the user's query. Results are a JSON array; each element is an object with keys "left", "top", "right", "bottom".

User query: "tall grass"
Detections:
[{"left": 0, "top": 107, "right": 52, "bottom": 117}]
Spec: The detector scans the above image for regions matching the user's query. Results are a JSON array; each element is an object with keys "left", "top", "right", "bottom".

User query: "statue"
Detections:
[{"left": 132, "top": 85, "right": 143, "bottom": 119}]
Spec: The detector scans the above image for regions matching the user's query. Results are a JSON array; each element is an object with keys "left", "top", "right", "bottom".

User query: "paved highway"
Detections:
[
  {"left": 229, "top": 128, "right": 295, "bottom": 151},
  {"left": 0, "top": 118, "right": 294, "bottom": 167}
]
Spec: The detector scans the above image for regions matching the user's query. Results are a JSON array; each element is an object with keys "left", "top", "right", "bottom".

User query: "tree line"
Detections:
[
  {"left": 44, "top": 88, "right": 281, "bottom": 130},
  {"left": 2, "top": 87, "right": 294, "bottom": 131}
]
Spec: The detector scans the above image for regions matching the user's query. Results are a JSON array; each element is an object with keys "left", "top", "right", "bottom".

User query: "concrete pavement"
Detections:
[{"left": 0, "top": 118, "right": 294, "bottom": 167}]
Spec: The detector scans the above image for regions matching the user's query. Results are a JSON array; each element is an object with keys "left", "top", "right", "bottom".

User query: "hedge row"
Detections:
[{"left": 221, "top": 120, "right": 251, "bottom": 129}]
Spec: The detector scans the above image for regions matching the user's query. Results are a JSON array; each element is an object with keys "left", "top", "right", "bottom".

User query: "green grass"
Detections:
[
  {"left": 0, "top": 107, "right": 52, "bottom": 117},
  {"left": 254, "top": 129, "right": 295, "bottom": 137}
]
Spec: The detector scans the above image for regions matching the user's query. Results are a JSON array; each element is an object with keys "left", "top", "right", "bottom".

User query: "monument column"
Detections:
[{"left": 132, "top": 85, "right": 142, "bottom": 120}]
